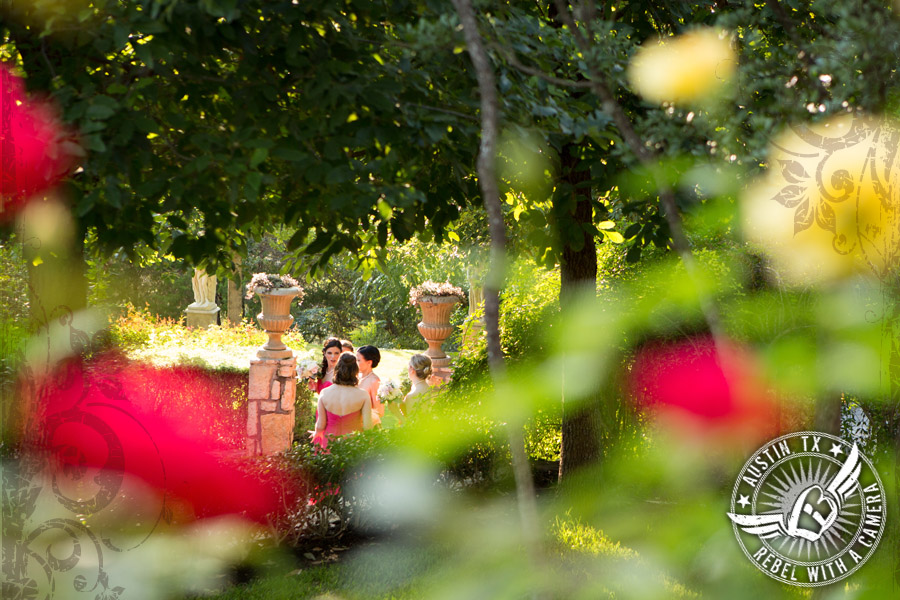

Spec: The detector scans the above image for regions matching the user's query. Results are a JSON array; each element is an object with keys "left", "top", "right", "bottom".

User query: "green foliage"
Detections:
[
  {"left": 269, "top": 429, "right": 393, "bottom": 543},
  {"left": 524, "top": 409, "right": 562, "bottom": 463},
  {"left": 293, "top": 383, "right": 317, "bottom": 443},
  {"left": 85, "top": 241, "right": 196, "bottom": 320},
  {"left": 499, "top": 260, "right": 560, "bottom": 360},
  {"left": 2, "top": 0, "right": 482, "bottom": 270},
  {"left": 349, "top": 317, "right": 395, "bottom": 349}
]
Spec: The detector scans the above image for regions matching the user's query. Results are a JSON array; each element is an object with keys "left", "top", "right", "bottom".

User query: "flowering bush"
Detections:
[
  {"left": 409, "top": 280, "right": 465, "bottom": 305},
  {"left": 245, "top": 273, "right": 303, "bottom": 300}
]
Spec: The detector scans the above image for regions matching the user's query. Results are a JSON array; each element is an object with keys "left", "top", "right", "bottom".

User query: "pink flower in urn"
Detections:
[{"left": 409, "top": 280, "right": 465, "bottom": 305}]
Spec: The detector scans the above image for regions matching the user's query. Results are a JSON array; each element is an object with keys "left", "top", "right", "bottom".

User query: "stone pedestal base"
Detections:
[
  {"left": 460, "top": 317, "right": 484, "bottom": 354},
  {"left": 247, "top": 356, "right": 297, "bottom": 456},
  {"left": 186, "top": 306, "right": 219, "bottom": 328},
  {"left": 431, "top": 368, "right": 452, "bottom": 382},
  {"left": 430, "top": 355, "right": 453, "bottom": 383}
]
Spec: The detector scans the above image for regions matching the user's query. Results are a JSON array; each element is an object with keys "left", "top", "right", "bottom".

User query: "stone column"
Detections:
[{"left": 247, "top": 356, "right": 297, "bottom": 455}]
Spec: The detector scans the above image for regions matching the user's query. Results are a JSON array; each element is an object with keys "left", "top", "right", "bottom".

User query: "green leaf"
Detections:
[
  {"left": 272, "top": 147, "right": 307, "bottom": 161},
  {"left": 326, "top": 166, "right": 349, "bottom": 184},
  {"left": 250, "top": 147, "right": 268, "bottom": 168},
  {"left": 84, "top": 134, "right": 107, "bottom": 152},
  {"left": 625, "top": 244, "right": 642, "bottom": 263},
  {"left": 85, "top": 95, "right": 119, "bottom": 120},
  {"left": 134, "top": 44, "right": 154, "bottom": 69},
  {"left": 247, "top": 172, "right": 263, "bottom": 193},
  {"left": 624, "top": 223, "right": 642, "bottom": 239}
]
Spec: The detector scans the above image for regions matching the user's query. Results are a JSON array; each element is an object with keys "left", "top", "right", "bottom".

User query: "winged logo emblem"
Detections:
[{"left": 727, "top": 444, "right": 861, "bottom": 542}]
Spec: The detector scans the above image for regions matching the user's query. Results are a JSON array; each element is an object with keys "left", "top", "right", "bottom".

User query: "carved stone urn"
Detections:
[
  {"left": 415, "top": 295, "right": 460, "bottom": 381},
  {"left": 253, "top": 287, "right": 301, "bottom": 359}
]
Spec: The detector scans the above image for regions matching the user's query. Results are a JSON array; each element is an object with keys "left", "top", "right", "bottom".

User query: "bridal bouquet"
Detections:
[
  {"left": 377, "top": 379, "right": 403, "bottom": 404},
  {"left": 297, "top": 358, "right": 320, "bottom": 380}
]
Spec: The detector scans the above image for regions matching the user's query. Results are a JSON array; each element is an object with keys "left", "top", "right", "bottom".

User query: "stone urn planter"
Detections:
[
  {"left": 253, "top": 287, "right": 301, "bottom": 359},
  {"left": 246, "top": 273, "right": 304, "bottom": 360},
  {"left": 414, "top": 293, "right": 462, "bottom": 381}
]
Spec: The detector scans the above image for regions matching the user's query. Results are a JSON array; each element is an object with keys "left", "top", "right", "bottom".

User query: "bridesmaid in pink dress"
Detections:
[
  {"left": 356, "top": 345, "right": 382, "bottom": 422},
  {"left": 311, "top": 354, "right": 373, "bottom": 448},
  {"left": 310, "top": 337, "right": 342, "bottom": 394}
]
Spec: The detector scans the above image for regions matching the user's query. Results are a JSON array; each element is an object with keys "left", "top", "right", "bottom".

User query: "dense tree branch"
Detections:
[
  {"left": 491, "top": 43, "right": 594, "bottom": 89},
  {"left": 552, "top": 0, "right": 725, "bottom": 339}
]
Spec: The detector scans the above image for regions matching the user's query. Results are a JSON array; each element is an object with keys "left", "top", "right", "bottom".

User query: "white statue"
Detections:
[{"left": 189, "top": 268, "right": 218, "bottom": 309}]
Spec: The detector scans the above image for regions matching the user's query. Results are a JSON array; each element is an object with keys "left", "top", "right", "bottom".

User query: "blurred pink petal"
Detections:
[
  {"left": 629, "top": 337, "right": 784, "bottom": 444},
  {"left": 1, "top": 63, "right": 80, "bottom": 219},
  {"left": 25, "top": 353, "right": 296, "bottom": 524}
]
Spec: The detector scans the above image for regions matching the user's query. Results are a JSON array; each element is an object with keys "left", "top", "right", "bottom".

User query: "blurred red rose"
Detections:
[
  {"left": 1, "top": 63, "right": 80, "bottom": 220},
  {"left": 25, "top": 353, "right": 295, "bottom": 525},
  {"left": 629, "top": 336, "right": 784, "bottom": 446}
]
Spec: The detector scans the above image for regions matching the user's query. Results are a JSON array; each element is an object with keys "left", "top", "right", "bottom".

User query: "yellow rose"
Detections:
[
  {"left": 741, "top": 115, "right": 900, "bottom": 285},
  {"left": 628, "top": 28, "right": 735, "bottom": 105}
]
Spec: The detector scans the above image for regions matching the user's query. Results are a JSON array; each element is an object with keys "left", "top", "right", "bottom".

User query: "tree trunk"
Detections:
[
  {"left": 452, "top": 0, "right": 541, "bottom": 568},
  {"left": 556, "top": 143, "right": 601, "bottom": 480},
  {"left": 226, "top": 253, "right": 243, "bottom": 324}
]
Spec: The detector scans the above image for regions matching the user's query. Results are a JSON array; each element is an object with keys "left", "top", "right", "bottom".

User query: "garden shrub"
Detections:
[
  {"left": 293, "top": 307, "right": 334, "bottom": 342},
  {"left": 266, "top": 386, "right": 525, "bottom": 546},
  {"left": 267, "top": 429, "right": 393, "bottom": 544},
  {"left": 349, "top": 317, "right": 396, "bottom": 349},
  {"left": 85, "top": 245, "right": 195, "bottom": 320},
  {"left": 499, "top": 259, "right": 560, "bottom": 361},
  {"left": 446, "top": 260, "right": 563, "bottom": 470},
  {"left": 293, "top": 381, "right": 317, "bottom": 442}
]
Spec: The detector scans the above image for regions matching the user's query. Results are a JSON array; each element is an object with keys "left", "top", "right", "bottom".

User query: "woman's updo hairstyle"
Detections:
[
  {"left": 318, "top": 337, "right": 343, "bottom": 380},
  {"left": 357, "top": 345, "right": 381, "bottom": 368},
  {"left": 333, "top": 353, "right": 360, "bottom": 385},
  {"left": 409, "top": 353, "right": 433, "bottom": 380}
]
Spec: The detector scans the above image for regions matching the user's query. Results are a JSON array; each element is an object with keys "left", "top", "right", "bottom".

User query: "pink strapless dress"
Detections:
[
  {"left": 312, "top": 409, "right": 363, "bottom": 449},
  {"left": 313, "top": 379, "right": 333, "bottom": 393}
]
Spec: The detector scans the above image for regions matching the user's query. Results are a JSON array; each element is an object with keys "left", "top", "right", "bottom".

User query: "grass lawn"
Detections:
[
  {"left": 371, "top": 348, "right": 419, "bottom": 382},
  {"left": 123, "top": 317, "right": 419, "bottom": 377}
]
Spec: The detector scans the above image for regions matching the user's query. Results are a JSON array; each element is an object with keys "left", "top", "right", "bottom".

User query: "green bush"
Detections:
[
  {"left": 293, "top": 381, "right": 317, "bottom": 442},
  {"left": 349, "top": 317, "right": 396, "bottom": 349},
  {"left": 266, "top": 429, "right": 393, "bottom": 543},
  {"left": 293, "top": 307, "right": 335, "bottom": 342},
  {"left": 499, "top": 260, "right": 560, "bottom": 360}
]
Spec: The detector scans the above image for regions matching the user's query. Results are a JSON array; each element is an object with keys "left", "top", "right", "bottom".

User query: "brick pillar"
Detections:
[{"left": 247, "top": 356, "right": 297, "bottom": 455}]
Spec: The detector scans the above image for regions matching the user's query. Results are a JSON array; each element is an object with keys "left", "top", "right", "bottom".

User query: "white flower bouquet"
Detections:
[
  {"left": 297, "top": 358, "right": 320, "bottom": 380},
  {"left": 377, "top": 379, "right": 403, "bottom": 404}
]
